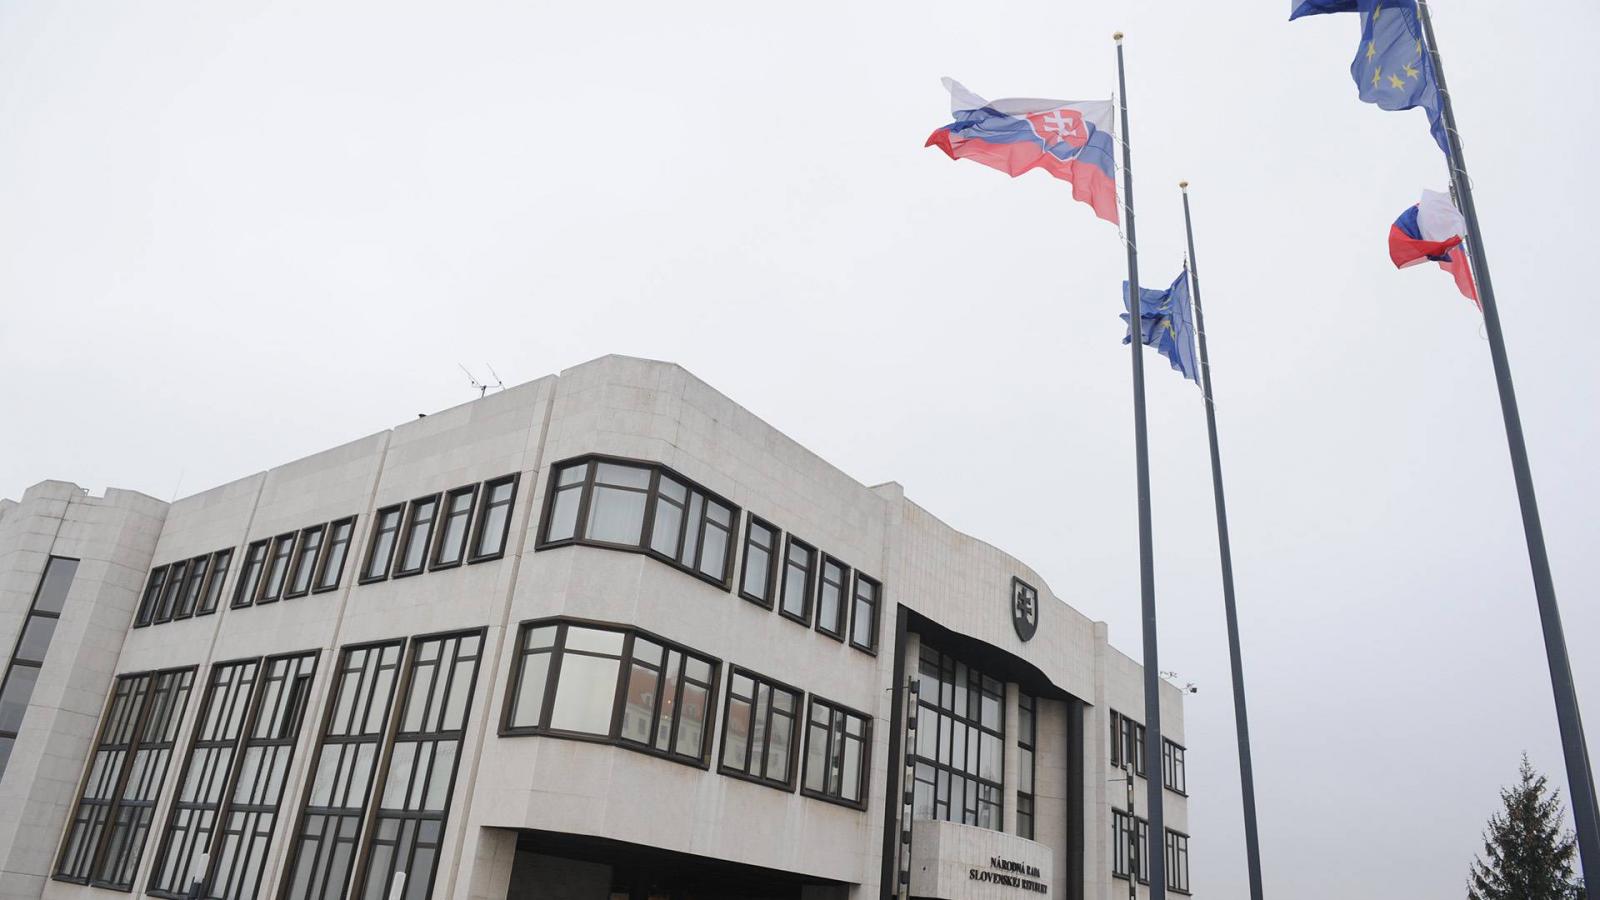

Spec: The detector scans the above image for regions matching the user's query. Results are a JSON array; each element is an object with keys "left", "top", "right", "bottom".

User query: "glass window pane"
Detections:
[
  {"left": 15, "top": 616, "right": 58, "bottom": 663},
  {"left": 512, "top": 652, "right": 552, "bottom": 729},
  {"left": 722, "top": 692, "right": 751, "bottom": 770},
  {"left": 585, "top": 487, "right": 647, "bottom": 545},
  {"left": 649, "top": 497, "right": 683, "bottom": 557},
  {"left": 674, "top": 682, "right": 708, "bottom": 758},
  {"left": 620, "top": 662, "right": 659, "bottom": 744},
  {"left": 0, "top": 666, "right": 40, "bottom": 732},
  {"left": 32, "top": 558, "right": 79, "bottom": 615},
  {"left": 546, "top": 488, "right": 580, "bottom": 542},
  {"left": 742, "top": 541, "right": 770, "bottom": 598},
  {"left": 595, "top": 463, "right": 650, "bottom": 489},
  {"left": 563, "top": 628, "right": 625, "bottom": 656},
  {"left": 698, "top": 526, "right": 727, "bottom": 579},
  {"left": 548, "top": 655, "right": 620, "bottom": 735}
]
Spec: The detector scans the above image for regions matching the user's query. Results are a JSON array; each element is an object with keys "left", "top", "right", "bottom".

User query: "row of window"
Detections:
[
  {"left": 912, "top": 644, "right": 1006, "bottom": 830},
  {"left": 1109, "top": 709, "right": 1187, "bottom": 796},
  {"left": 55, "top": 630, "right": 486, "bottom": 900},
  {"left": 0, "top": 556, "right": 79, "bottom": 779},
  {"left": 360, "top": 475, "right": 519, "bottom": 584},
  {"left": 234, "top": 518, "right": 358, "bottom": 609},
  {"left": 501, "top": 617, "right": 872, "bottom": 808},
  {"left": 136, "top": 547, "right": 234, "bottom": 626},
  {"left": 1110, "top": 811, "right": 1191, "bottom": 894},
  {"left": 536, "top": 455, "right": 881, "bottom": 655}
]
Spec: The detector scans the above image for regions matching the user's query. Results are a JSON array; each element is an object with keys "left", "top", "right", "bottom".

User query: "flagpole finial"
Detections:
[
  {"left": 1179, "top": 180, "right": 1189, "bottom": 191},
  {"left": 1113, "top": 31, "right": 1124, "bottom": 42}
]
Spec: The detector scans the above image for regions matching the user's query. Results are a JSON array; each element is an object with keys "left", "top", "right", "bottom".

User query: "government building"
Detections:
[{"left": 0, "top": 355, "right": 1191, "bottom": 900}]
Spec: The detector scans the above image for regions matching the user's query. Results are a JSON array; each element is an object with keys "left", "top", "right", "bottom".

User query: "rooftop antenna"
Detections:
[{"left": 458, "top": 364, "right": 505, "bottom": 399}]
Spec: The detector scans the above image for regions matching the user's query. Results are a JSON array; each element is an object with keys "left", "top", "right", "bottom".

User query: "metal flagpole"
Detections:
[
  {"left": 1179, "top": 181, "right": 1265, "bottom": 900},
  {"left": 1113, "top": 31, "right": 1167, "bottom": 900},
  {"left": 1416, "top": 1, "right": 1600, "bottom": 889}
]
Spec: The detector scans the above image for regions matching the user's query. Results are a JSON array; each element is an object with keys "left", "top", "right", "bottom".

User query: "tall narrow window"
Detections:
[
  {"left": 56, "top": 667, "right": 196, "bottom": 889},
  {"left": 1163, "top": 739, "right": 1187, "bottom": 796},
  {"left": 208, "top": 652, "right": 318, "bottom": 900},
  {"left": 199, "top": 549, "right": 232, "bottom": 615},
  {"left": 1109, "top": 710, "right": 1146, "bottom": 776},
  {"left": 154, "top": 559, "right": 189, "bottom": 623},
  {"left": 540, "top": 464, "right": 586, "bottom": 545},
  {"left": 1111, "top": 810, "right": 1133, "bottom": 878},
  {"left": 814, "top": 556, "right": 848, "bottom": 640},
  {"left": 800, "top": 696, "right": 869, "bottom": 807},
  {"left": 911, "top": 644, "right": 1004, "bottom": 830},
  {"left": 718, "top": 668, "right": 800, "bottom": 789},
  {"left": 393, "top": 496, "right": 440, "bottom": 577},
  {"left": 354, "top": 631, "right": 484, "bottom": 900},
  {"left": 281, "top": 641, "right": 403, "bottom": 900},
  {"left": 232, "top": 541, "right": 269, "bottom": 609},
  {"left": 1017, "top": 693, "right": 1037, "bottom": 840},
  {"left": 0, "top": 556, "right": 78, "bottom": 778},
  {"left": 738, "top": 518, "right": 779, "bottom": 608},
  {"left": 778, "top": 537, "right": 816, "bottom": 625},
  {"left": 430, "top": 487, "right": 476, "bottom": 570},
  {"left": 174, "top": 555, "right": 209, "bottom": 620},
  {"left": 285, "top": 525, "right": 326, "bottom": 598},
  {"left": 849, "top": 573, "right": 880, "bottom": 653},
  {"left": 313, "top": 517, "right": 356, "bottom": 593},
  {"left": 504, "top": 620, "right": 718, "bottom": 767},
  {"left": 361, "top": 505, "right": 403, "bottom": 583},
  {"left": 136, "top": 565, "right": 168, "bottom": 627},
  {"left": 149, "top": 660, "right": 262, "bottom": 898},
  {"left": 1166, "top": 830, "right": 1191, "bottom": 894},
  {"left": 468, "top": 474, "right": 517, "bottom": 562},
  {"left": 258, "top": 534, "right": 297, "bottom": 604}
]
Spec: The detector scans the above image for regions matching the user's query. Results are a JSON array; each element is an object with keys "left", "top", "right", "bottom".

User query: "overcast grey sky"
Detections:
[{"left": 3, "top": 1, "right": 1596, "bottom": 896}]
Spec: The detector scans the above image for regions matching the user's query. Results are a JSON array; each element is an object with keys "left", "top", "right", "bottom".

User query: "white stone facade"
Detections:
[{"left": 0, "top": 355, "right": 1189, "bottom": 900}]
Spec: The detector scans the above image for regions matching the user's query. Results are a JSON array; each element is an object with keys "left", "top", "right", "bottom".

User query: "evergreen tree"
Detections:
[{"left": 1467, "top": 754, "right": 1584, "bottom": 900}]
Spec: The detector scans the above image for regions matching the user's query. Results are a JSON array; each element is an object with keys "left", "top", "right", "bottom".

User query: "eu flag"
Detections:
[
  {"left": 1291, "top": 0, "right": 1449, "bottom": 155},
  {"left": 1121, "top": 270, "right": 1199, "bottom": 386}
]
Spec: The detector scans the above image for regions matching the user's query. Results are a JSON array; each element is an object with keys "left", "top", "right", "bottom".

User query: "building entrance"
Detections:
[{"left": 508, "top": 831, "right": 843, "bottom": 900}]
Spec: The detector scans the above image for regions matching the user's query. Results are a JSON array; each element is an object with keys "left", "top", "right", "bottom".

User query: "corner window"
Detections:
[
  {"left": 286, "top": 524, "right": 326, "bottom": 598},
  {"left": 778, "top": 536, "right": 816, "bottom": 625},
  {"left": 849, "top": 573, "right": 881, "bottom": 653},
  {"left": 801, "top": 696, "right": 869, "bottom": 808},
  {"left": 233, "top": 540, "right": 270, "bottom": 608},
  {"left": 361, "top": 505, "right": 403, "bottom": 583},
  {"left": 258, "top": 533, "right": 297, "bottom": 604},
  {"left": 738, "top": 517, "right": 779, "bottom": 608},
  {"left": 536, "top": 457, "right": 738, "bottom": 587},
  {"left": 173, "top": 554, "right": 208, "bottom": 619},
  {"left": 154, "top": 559, "right": 188, "bottom": 623},
  {"left": 393, "top": 495, "right": 440, "bottom": 577},
  {"left": 1163, "top": 739, "right": 1187, "bottom": 796},
  {"left": 504, "top": 619, "right": 719, "bottom": 767},
  {"left": 313, "top": 517, "right": 356, "bottom": 592},
  {"left": 198, "top": 548, "right": 232, "bottom": 614},
  {"left": 0, "top": 556, "right": 78, "bottom": 780},
  {"left": 136, "top": 565, "right": 168, "bottom": 627},
  {"left": 469, "top": 473, "right": 519, "bottom": 562},
  {"left": 719, "top": 668, "right": 801, "bottom": 789},
  {"left": 431, "top": 486, "right": 477, "bottom": 569},
  {"left": 814, "top": 556, "right": 849, "bottom": 640},
  {"left": 1110, "top": 709, "right": 1147, "bottom": 777}
]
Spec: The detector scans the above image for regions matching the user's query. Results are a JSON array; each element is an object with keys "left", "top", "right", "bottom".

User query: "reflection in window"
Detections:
[
  {"left": 719, "top": 668, "right": 800, "bottom": 788},
  {"left": 850, "top": 574, "right": 880, "bottom": 653},
  {"left": 1166, "top": 830, "right": 1191, "bottom": 894},
  {"left": 815, "top": 556, "right": 848, "bottom": 639},
  {"left": 738, "top": 518, "right": 778, "bottom": 607},
  {"left": 1163, "top": 739, "right": 1186, "bottom": 796},
  {"left": 155, "top": 559, "right": 188, "bottom": 623},
  {"left": 57, "top": 667, "right": 196, "bottom": 889},
  {"left": 233, "top": 541, "right": 269, "bottom": 608},
  {"left": 469, "top": 475, "right": 518, "bottom": 562},
  {"left": 355, "top": 631, "right": 483, "bottom": 900},
  {"left": 314, "top": 518, "right": 355, "bottom": 592},
  {"left": 286, "top": 525, "right": 325, "bottom": 598},
  {"left": 200, "top": 549, "right": 232, "bottom": 615},
  {"left": 0, "top": 556, "right": 78, "bottom": 780},
  {"left": 779, "top": 537, "right": 816, "bottom": 625},
  {"left": 431, "top": 487, "right": 476, "bottom": 569},
  {"left": 361, "top": 506, "right": 403, "bottom": 583},
  {"left": 801, "top": 697, "right": 868, "bottom": 807},
  {"left": 174, "top": 555, "right": 209, "bottom": 619},
  {"left": 282, "top": 641, "right": 403, "bottom": 900},
  {"left": 259, "top": 533, "right": 297, "bottom": 604},
  {"left": 537, "top": 458, "right": 737, "bottom": 585},
  {"left": 911, "top": 644, "right": 1004, "bottom": 830},
  {"left": 506, "top": 620, "right": 717, "bottom": 766},
  {"left": 394, "top": 496, "right": 440, "bottom": 577}
]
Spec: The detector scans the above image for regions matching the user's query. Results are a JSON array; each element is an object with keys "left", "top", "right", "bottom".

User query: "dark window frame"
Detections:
[
  {"left": 0, "top": 556, "right": 79, "bottom": 778},
  {"left": 813, "top": 555, "right": 850, "bottom": 642},
  {"left": 198, "top": 549, "right": 233, "bottom": 615},
  {"left": 153, "top": 558, "right": 189, "bottom": 624},
  {"left": 172, "top": 554, "right": 210, "bottom": 620},
  {"left": 1166, "top": 829, "right": 1191, "bottom": 894},
  {"left": 1111, "top": 811, "right": 1150, "bottom": 883},
  {"left": 799, "top": 694, "right": 871, "bottom": 810},
  {"left": 500, "top": 617, "right": 721, "bottom": 770},
  {"left": 911, "top": 644, "right": 1005, "bottom": 830},
  {"left": 848, "top": 572, "right": 882, "bottom": 655},
  {"left": 391, "top": 494, "right": 442, "bottom": 579},
  {"left": 736, "top": 515, "right": 780, "bottom": 609},
  {"left": 1109, "top": 709, "right": 1147, "bottom": 778},
  {"left": 777, "top": 534, "right": 817, "bottom": 627},
  {"left": 359, "top": 505, "right": 405, "bottom": 585},
  {"left": 467, "top": 473, "right": 520, "bottom": 564},
  {"left": 312, "top": 517, "right": 357, "bottom": 594},
  {"left": 284, "top": 524, "right": 327, "bottom": 600},
  {"left": 256, "top": 532, "right": 298, "bottom": 605},
  {"left": 534, "top": 455, "right": 739, "bottom": 590},
  {"left": 1163, "top": 737, "right": 1187, "bottom": 796},
  {"left": 1017, "top": 692, "right": 1037, "bottom": 840},
  {"left": 232, "top": 541, "right": 270, "bottom": 609},
  {"left": 429, "top": 485, "right": 479, "bottom": 571},
  {"left": 135, "top": 565, "right": 167, "bottom": 628},
  {"left": 716, "top": 666, "right": 803, "bottom": 792}
]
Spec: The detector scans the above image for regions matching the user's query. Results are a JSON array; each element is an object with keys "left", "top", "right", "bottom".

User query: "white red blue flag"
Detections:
[
  {"left": 1389, "top": 189, "right": 1478, "bottom": 306},
  {"left": 924, "top": 78, "right": 1119, "bottom": 223}
]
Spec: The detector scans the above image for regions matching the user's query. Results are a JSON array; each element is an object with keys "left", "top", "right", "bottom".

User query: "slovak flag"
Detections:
[
  {"left": 1389, "top": 189, "right": 1478, "bottom": 306},
  {"left": 925, "top": 78, "right": 1119, "bottom": 223}
]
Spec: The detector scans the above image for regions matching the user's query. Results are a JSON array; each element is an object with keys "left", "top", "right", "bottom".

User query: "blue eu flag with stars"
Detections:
[
  {"left": 1121, "top": 270, "right": 1199, "bottom": 386},
  {"left": 1290, "top": 0, "right": 1449, "bottom": 155}
]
